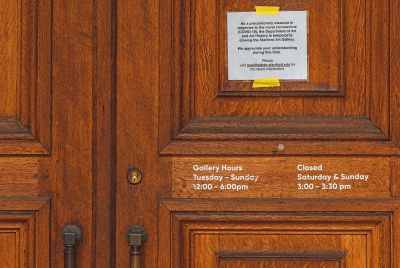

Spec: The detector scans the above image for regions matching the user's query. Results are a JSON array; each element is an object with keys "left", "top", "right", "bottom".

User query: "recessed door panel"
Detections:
[
  {"left": 117, "top": 0, "right": 400, "bottom": 267},
  {"left": 159, "top": 0, "right": 397, "bottom": 156}
]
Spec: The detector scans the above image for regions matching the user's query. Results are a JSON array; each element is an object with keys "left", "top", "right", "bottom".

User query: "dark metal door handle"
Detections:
[
  {"left": 127, "top": 225, "right": 147, "bottom": 268},
  {"left": 63, "top": 225, "right": 82, "bottom": 268}
]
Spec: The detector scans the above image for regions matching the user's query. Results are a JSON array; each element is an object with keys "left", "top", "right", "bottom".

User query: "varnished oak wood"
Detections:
[
  {"left": 0, "top": 117, "right": 32, "bottom": 138},
  {"left": 172, "top": 157, "right": 392, "bottom": 198},
  {"left": 117, "top": 0, "right": 170, "bottom": 267},
  {"left": 91, "top": 0, "right": 117, "bottom": 267},
  {"left": 216, "top": 250, "right": 346, "bottom": 262},
  {"left": 1, "top": 0, "right": 116, "bottom": 267},
  {"left": 159, "top": 199, "right": 397, "bottom": 267},
  {"left": 161, "top": 140, "right": 400, "bottom": 156},
  {"left": 0, "top": 157, "right": 40, "bottom": 196},
  {"left": 0, "top": 197, "right": 50, "bottom": 268},
  {"left": 0, "top": 0, "right": 19, "bottom": 116},
  {"left": 158, "top": 0, "right": 395, "bottom": 156},
  {"left": 178, "top": 116, "right": 387, "bottom": 140},
  {"left": 0, "top": 0, "right": 51, "bottom": 155},
  {"left": 216, "top": 246, "right": 347, "bottom": 267},
  {"left": 0, "top": 0, "right": 398, "bottom": 266},
  {"left": 116, "top": 0, "right": 400, "bottom": 267},
  {"left": 391, "top": 0, "right": 400, "bottom": 147},
  {"left": 38, "top": 1, "right": 115, "bottom": 267}
]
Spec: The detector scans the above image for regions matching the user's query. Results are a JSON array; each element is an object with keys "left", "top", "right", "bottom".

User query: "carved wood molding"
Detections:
[
  {"left": 158, "top": 0, "right": 399, "bottom": 155},
  {"left": 158, "top": 198, "right": 399, "bottom": 267},
  {"left": 0, "top": 0, "right": 52, "bottom": 155},
  {"left": 217, "top": 250, "right": 346, "bottom": 267},
  {"left": 0, "top": 197, "right": 50, "bottom": 267}
]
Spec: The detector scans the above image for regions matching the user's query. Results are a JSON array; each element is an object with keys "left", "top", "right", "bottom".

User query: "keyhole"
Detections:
[{"left": 128, "top": 168, "right": 142, "bottom": 184}]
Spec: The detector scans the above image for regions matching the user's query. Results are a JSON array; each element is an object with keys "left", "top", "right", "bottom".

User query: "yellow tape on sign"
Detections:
[
  {"left": 253, "top": 78, "right": 281, "bottom": 88},
  {"left": 255, "top": 6, "right": 280, "bottom": 15}
]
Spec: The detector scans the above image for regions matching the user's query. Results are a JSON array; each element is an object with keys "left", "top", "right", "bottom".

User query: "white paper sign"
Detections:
[{"left": 227, "top": 11, "right": 308, "bottom": 81}]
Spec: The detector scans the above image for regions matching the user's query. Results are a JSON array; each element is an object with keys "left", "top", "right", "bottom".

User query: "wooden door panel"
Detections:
[
  {"left": 0, "top": 0, "right": 112, "bottom": 267},
  {"left": 159, "top": 199, "right": 395, "bottom": 267},
  {"left": 0, "top": 0, "right": 52, "bottom": 266},
  {"left": 117, "top": 0, "right": 400, "bottom": 266},
  {"left": 0, "top": 198, "right": 49, "bottom": 268},
  {"left": 159, "top": 0, "right": 398, "bottom": 156},
  {"left": 0, "top": 0, "right": 51, "bottom": 155}
]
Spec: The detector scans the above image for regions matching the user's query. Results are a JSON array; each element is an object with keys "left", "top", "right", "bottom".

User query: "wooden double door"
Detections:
[{"left": 1, "top": 0, "right": 400, "bottom": 267}]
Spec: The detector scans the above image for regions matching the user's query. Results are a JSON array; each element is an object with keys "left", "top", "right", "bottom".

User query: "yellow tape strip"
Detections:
[
  {"left": 255, "top": 6, "right": 280, "bottom": 15},
  {"left": 253, "top": 78, "right": 281, "bottom": 88}
]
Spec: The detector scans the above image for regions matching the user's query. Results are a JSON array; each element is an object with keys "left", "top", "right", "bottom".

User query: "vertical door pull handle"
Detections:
[
  {"left": 63, "top": 225, "right": 82, "bottom": 268},
  {"left": 127, "top": 225, "right": 148, "bottom": 268}
]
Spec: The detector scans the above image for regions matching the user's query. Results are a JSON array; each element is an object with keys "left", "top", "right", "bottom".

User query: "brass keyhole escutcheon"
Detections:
[{"left": 128, "top": 168, "right": 143, "bottom": 184}]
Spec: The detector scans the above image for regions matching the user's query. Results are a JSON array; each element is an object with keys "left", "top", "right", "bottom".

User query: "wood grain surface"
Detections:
[
  {"left": 0, "top": 158, "right": 40, "bottom": 196},
  {"left": 172, "top": 157, "right": 392, "bottom": 198},
  {"left": 0, "top": 0, "right": 51, "bottom": 155},
  {"left": 0, "top": 0, "right": 399, "bottom": 267},
  {"left": 0, "top": 0, "right": 114, "bottom": 266},
  {"left": 0, "top": 198, "right": 49, "bottom": 268},
  {"left": 159, "top": 0, "right": 395, "bottom": 158},
  {"left": 117, "top": 0, "right": 170, "bottom": 267},
  {"left": 159, "top": 199, "right": 395, "bottom": 267},
  {"left": 0, "top": 0, "right": 18, "bottom": 116}
]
